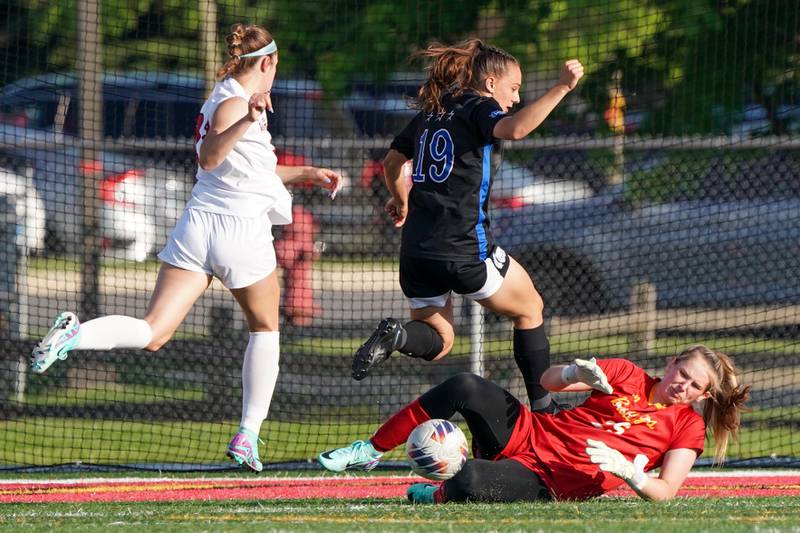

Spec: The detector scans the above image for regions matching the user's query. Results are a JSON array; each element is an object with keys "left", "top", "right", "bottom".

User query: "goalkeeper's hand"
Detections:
[
  {"left": 585, "top": 438, "right": 649, "bottom": 491},
  {"left": 561, "top": 357, "right": 613, "bottom": 394}
]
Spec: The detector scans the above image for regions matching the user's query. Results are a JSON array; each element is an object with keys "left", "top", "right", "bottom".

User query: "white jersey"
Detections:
[{"left": 188, "top": 77, "right": 292, "bottom": 224}]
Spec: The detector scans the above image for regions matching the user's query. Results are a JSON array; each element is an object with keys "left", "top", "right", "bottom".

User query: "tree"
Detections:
[
  {"left": 1, "top": 0, "right": 797, "bottom": 135},
  {"left": 646, "top": 0, "right": 800, "bottom": 135}
]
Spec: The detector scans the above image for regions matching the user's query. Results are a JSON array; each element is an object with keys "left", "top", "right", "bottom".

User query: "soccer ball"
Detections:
[{"left": 406, "top": 419, "right": 468, "bottom": 481}]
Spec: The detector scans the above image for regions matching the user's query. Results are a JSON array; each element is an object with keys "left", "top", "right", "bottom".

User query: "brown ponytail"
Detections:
[
  {"left": 413, "top": 38, "right": 519, "bottom": 114},
  {"left": 216, "top": 23, "right": 275, "bottom": 81}
]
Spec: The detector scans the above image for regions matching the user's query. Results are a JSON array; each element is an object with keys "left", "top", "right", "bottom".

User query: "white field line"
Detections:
[
  {"left": 686, "top": 469, "right": 800, "bottom": 478},
  {"left": 0, "top": 470, "right": 797, "bottom": 486}
]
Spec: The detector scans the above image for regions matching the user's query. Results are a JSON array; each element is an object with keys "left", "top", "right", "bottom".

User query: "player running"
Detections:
[
  {"left": 351, "top": 38, "right": 583, "bottom": 414},
  {"left": 30, "top": 23, "right": 342, "bottom": 473}
]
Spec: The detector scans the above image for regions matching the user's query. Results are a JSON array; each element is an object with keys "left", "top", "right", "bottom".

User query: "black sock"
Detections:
[
  {"left": 513, "top": 325, "right": 552, "bottom": 410},
  {"left": 398, "top": 320, "right": 443, "bottom": 361}
]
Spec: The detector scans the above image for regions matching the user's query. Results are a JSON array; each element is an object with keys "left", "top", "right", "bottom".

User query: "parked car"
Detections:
[
  {"left": 0, "top": 166, "right": 46, "bottom": 254},
  {"left": 343, "top": 72, "right": 421, "bottom": 196},
  {"left": 0, "top": 123, "right": 188, "bottom": 261},
  {"left": 0, "top": 71, "right": 356, "bottom": 180},
  {"left": 491, "top": 161, "right": 594, "bottom": 209},
  {"left": 711, "top": 102, "right": 800, "bottom": 137},
  {"left": 0, "top": 72, "right": 350, "bottom": 140},
  {"left": 342, "top": 72, "right": 424, "bottom": 139},
  {"left": 0, "top": 72, "right": 355, "bottom": 259},
  {"left": 492, "top": 152, "right": 800, "bottom": 315}
]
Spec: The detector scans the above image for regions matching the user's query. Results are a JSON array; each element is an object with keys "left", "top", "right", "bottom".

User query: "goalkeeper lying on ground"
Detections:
[{"left": 319, "top": 345, "right": 750, "bottom": 503}]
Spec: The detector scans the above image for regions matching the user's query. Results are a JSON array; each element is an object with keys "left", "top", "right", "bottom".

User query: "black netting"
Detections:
[{"left": 0, "top": 0, "right": 798, "bottom": 469}]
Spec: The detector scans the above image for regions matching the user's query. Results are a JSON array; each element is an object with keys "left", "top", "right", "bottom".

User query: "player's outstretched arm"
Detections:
[
  {"left": 493, "top": 59, "right": 584, "bottom": 140},
  {"left": 276, "top": 165, "right": 343, "bottom": 198},
  {"left": 540, "top": 357, "right": 613, "bottom": 394},
  {"left": 586, "top": 439, "right": 697, "bottom": 501}
]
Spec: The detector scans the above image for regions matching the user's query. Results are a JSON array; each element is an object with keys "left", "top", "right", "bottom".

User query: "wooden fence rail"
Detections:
[{"left": 547, "top": 282, "right": 800, "bottom": 356}]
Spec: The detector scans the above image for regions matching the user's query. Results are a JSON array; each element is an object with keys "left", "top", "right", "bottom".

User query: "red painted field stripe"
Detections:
[
  {"left": 609, "top": 475, "right": 800, "bottom": 497},
  {"left": 0, "top": 477, "right": 402, "bottom": 491},
  {"left": 0, "top": 477, "right": 413, "bottom": 503},
  {"left": 1, "top": 475, "right": 798, "bottom": 503}
]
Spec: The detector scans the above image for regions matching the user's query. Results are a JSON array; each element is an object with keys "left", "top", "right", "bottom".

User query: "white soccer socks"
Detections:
[
  {"left": 75, "top": 315, "right": 153, "bottom": 350},
  {"left": 239, "top": 331, "right": 280, "bottom": 436}
]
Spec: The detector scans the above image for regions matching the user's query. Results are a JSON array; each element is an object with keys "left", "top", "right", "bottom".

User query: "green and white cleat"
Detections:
[
  {"left": 30, "top": 312, "right": 81, "bottom": 374},
  {"left": 317, "top": 440, "right": 383, "bottom": 472},
  {"left": 227, "top": 427, "right": 264, "bottom": 473}
]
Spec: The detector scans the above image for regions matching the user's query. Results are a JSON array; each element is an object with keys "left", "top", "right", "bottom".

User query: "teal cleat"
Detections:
[
  {"left": 227, "top": 428, "right": 264, "bottom": 473},
  {"left": 406, "top": 483, "right": 438, "bottom": 504},
  {"left": 318, "top": 440, "right": 383, "bottom": 472},
  {"left": 31, "top": 312, "right": 81, "bottom": 374}
]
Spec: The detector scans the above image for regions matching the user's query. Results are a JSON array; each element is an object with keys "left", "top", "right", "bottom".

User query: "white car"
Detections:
[
  {"left": 492, "top": 161, "right": 594, "bottom": 209},
  {"left": 99, "top": 169, "right": 156, "bottom": 262},
  {"left": 0, "top": 166, "right": 46, "bottom": 254},
  {"left": 0, "top": 123, "right": 191, "bottom": 262}
]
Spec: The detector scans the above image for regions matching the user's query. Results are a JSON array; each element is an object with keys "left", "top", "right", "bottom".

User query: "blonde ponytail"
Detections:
[{"left": 676, "top": 345, "right": 751, "bottom": 465}]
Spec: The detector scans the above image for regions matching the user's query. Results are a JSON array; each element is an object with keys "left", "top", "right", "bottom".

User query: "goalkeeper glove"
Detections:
[
  {"left": 585, "top": 438, "right": 649, "bottom": 491},
  {"left": 562, "top": 357, "right": 613, "bottom": 394}
]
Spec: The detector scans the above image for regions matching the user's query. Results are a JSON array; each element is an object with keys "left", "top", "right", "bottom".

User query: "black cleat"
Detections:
[{"left": 352, "top": 318, "right": 403, "bottom": 380}]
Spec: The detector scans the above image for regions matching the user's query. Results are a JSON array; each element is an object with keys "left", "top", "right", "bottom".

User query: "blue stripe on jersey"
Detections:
[{"left": 475, "top": 144, "right": 492, "bottom": 260}]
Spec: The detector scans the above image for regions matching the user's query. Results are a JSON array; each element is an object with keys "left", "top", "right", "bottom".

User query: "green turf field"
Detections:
[{"left": 2, "top": 496, "right": 798, "bottom": 532}]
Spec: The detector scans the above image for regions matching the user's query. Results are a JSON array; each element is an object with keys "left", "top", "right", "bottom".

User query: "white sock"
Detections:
[
  {"left": 239, "top": 331, "right": 280, "bottom": 437},
  {"left": 75, "top": 315, "right": 153, "bottom": 350}
]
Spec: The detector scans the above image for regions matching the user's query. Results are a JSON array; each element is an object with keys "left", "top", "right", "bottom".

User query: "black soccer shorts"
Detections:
[{"left": 399, "top": 246, "right": 511, "bottom": 309}]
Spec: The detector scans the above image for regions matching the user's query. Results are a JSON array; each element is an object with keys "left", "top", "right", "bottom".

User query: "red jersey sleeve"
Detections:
[
  {"left": 668, "top": 408, "right": 706, "bottom": 456},
  {"left": 597, "top": 358, "right": 640, "bottom": 388}
]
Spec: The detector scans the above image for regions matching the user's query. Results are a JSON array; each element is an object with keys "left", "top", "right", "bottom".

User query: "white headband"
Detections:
[{"left": 240, "top": 41, "right": 278, "bottom": 58}]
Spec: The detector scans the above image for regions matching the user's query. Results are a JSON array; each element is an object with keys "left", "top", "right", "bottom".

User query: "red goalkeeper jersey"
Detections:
[{"left": 499, "top": 358, "right": 706, "bottom": 500}]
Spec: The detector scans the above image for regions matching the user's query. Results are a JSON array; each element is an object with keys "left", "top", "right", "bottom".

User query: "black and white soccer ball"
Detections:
[{"left": 406, "top": 419, "right": 468, "bottom": 481}]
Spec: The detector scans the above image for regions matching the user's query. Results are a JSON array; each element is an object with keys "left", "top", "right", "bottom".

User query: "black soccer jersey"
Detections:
[{"left": 391, "top": 91, "right": 507, "bottom": 261}]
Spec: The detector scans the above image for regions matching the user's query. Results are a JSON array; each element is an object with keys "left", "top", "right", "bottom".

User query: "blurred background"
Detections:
[{"left": 0, "top": 0, "right": 798, "bottom": 470}]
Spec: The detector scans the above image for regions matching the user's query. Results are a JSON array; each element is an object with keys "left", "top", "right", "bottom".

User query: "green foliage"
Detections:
[
  {"left": 315, "top": 0, "right": 492, "bottom": 96},
  {"left": 2, "top": 0, "right": 797, "bottom": 135},
  {"left": 527, "top": 0, "right": 666, "bottom": 69},
  {"left": 645, "top": 0, "right": 800, "bottom": 134}
]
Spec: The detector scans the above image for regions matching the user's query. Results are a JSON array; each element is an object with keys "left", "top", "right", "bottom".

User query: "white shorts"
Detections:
[{"left": 158, "top": 208, "right": 276, "bottom": 289}]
